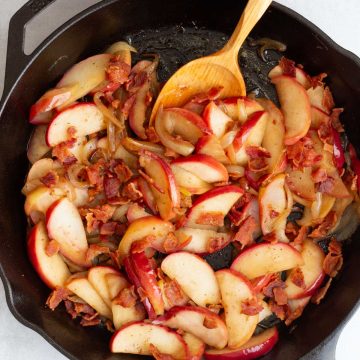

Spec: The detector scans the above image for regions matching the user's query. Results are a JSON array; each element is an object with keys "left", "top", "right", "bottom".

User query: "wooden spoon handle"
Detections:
[{"left": 222, "top": 0, "right": 272, "bottom": 56}]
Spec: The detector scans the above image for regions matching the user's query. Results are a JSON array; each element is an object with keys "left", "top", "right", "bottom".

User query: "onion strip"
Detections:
[{"left": 94, "top": 92, "right": 124, "bottom": 129}]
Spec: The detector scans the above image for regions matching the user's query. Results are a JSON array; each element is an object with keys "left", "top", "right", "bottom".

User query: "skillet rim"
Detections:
[{"left": 0, "top": 1, "right": 359, "bottom": 359}]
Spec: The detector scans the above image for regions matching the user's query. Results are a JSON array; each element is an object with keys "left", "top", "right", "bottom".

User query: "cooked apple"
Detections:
[
  {"left": 130, "top": 250, "right": 164, "bottom": 316},
  {"left": 216, "top": 269, "right": 258, "bottom": 348},
  {"left": 137, "top": 177, "right": 158, "bottom": 213},
  {"left": 161, "top": 252, "right": 220, "bottom": 307},
  {"left": 154, "top": 306, "right": 228, "bottom": 349},
  {"left": 185, "top": 185, "right": 243, "bottom": 230},
  {"left": 46, "top": 103, "right": 106, "bottom": 147},
  {"left": 66, "top": 275, "right": 112, "bottom": 319},
  {"left": 204, "top": 327, "right": 279, "bottom": 360},
  {"left": 231, "top": 242, "right": 303, "bottom": 279},
  {"left": 271, "top": 75, "right": 311, "bottom": 145},
  {"left": 139, "top": 150, "right": 180, "bottom": 221},
  {"left": 171, "top": 164, "right": 213, "bottom": 195},
  {"left": 285, "top": 239, "right": 326, "bottom": 299},
  {"left": 307, "top": 86, "right": 334, "bottom": 114},
  {"left": 232, "top": 111, "right": 268, "bottom": 165},
  {"left": 310, "top": 106, "right": 330, "bottom": 129},
  {"left": 172, "top": 154, "right": 228, "bottom": 183},
  {"left": 286, "top": 168, "right": 316, "bottom": 201},
  {"left": 175, "top": 227, "right": 231, "bottom": 254},
  {"left": 56, "top": 53, "right": 112, "bottom": 109},
  {"left": 110, "top": 322, "right": 188, "bottom": 358},
  {"left": 126, "top": 203, "right": 151, "bottom": 223},
  {"left": 269, "top": 64, "right": 311, "bottom": 89},
  {"left": 311, "top": 193, "right": 336, "bottom": 221},
  {"left": 288, "top": 296, "right": 311, "bottom": 313},
  {"left": 195, "top": 135, "right": 230, "bottom": 164},
  {"left": 106, "top": 273, "right": 129, "bottom": 300},
  {"left": 203, "top": 102, "right": 234, "bottom": 138},
  {"left": 117, "top": 216, "right": 174, "bottom": 263},
  {"left": 27, "top": 126, "right": 51, "bottom": 164},
  {"left": 27, "top": 222, "right": 70, "bottom": 289},
  {"left": 112, "top": 302, "right": 146, "bottom": 330},
  {"left": 113, "top": 144, "right": 138, "bottom": 169},
  {"left": 183, "top": 333, "right": 205, "bottom": 360},
  {"left": 122, "top": 136, "right": 165, "bottom": 155},
  {"left": 46, "top": 198, "right": 89, "bottom": 267}
]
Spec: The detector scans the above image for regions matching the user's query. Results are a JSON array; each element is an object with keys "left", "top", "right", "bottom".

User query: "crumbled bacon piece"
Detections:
[
  {"left": 46, "top": 287, "right": 72, "bottom": 310},
  {"left": 269, "top": 300, "right": 287, "bottom": 320},
  {"left": 252, "top": 274, "right": 275, "bottom": 293},
  {"left": 262, "top": 276, "right": 286, "bottom": 298},
  {"left": 100, "top": 221, "right": 118, "bottom": 235},
  {"left": 91, "top": 205, "right": 115, "bottom": 223},
  {"left": 279, "top": 57, "right": 296, "bottom": 77},
  {"left": 180, "top": 193, "right": 192, "bottom": 209},
  {"left": 287, "top": 136, "right": 322, "bottom": 168},
  {"left": 113, "top": 161, "right": 133, "bottom": 183},
  {"left": 52, "top": 142, "right": 77, "bottom": 165},
  {"left": 330, "top": 108, "right": 344, "bottom": 132},
  {"left": 84, "top": 212, "right": 100, "bottom": 234},
  {"left": 263, "top": 231, "right": 278, "bottom": 243},
  {"left": 86, "top": 160, "right": 106, "bottom": 190},
  {"left": 233, "top": 216, "right": 258, "bottom": 248},
  {"left": 248, "top": 157, "right": 269, "bottom": 172},
  {"left": 290, "top": 268, "right": 306, "bottom": 288},
  {"left": 45, "top": 239, "right": 60, "bottom": 257},
  {"left": 323, "top": 238, "right": 343, "bottom": 277},
  {"left": 104, "top": 176, "right": 121, "bottom": 199},
  {"left": 311, "top": 278, "right": 332, "bottom": 304},
  {"left": 86, "top": 244, "right": 111, "bottom": 264},
  {"left": 80, "top": 317, "right": 101, "bottom": 327},
  {"left": 312, "top": 168, "right": 328, "bottom": 183},
  {"left": 114, "top": 286, "right": 138, "bottom": 307},
  {"left": 195, "top": 212, "right": 224, "bottom": 227},
  {"left": 273, "top": 287, "right": 288, "bottom": 306},
  {"left": 40, "top": 170, "right": 58, "bottom": 187},
  {"left": 203, "top": 316, "right": 218, "bottom": 329},
  {"left": 310, "top": 73, "right": 327, "bottom": 88},
  {"left": 130, "top": 236, "right": 154, "bottom": 253},
  {"left": 292, "top": 226, "right": 307, "bottom": 246},
  {"left": 318, "top": 122, "right": 333, "bottom": 145},
  {"left": 309, "top": 211, "right": 337, "bottom": 238},
  {"left": 122, "top": 181, "right": 143, "bottom": 201},
  {"left": 241, "top": 297, "right": 263, "bottom": 315},
  {"left": 163, "top": 232, "right": 180, "bottom": 253},
  {"left": 190, "top": 86, "right": 224, "bottom": 103},
  {"left": 246, "top": 145, "right": 271, "bottom": 159},
  {"left": 207, "top": 236, "right": 229, "bottom": 253},
  {"left": 163, "top": 280, "right": 189, "bottom": 308},
  {"left": 323, "top": 87, "right": 335, "bottom": 113},
  {"left": 106, "top": 56, "right": 131, "bottom": 85},
  {"left": 285, "top": 222, "right": 298, "bottom": 237}
]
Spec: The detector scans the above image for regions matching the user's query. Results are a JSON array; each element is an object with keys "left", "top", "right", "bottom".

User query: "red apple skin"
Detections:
[
  {"left": 294, "top": 272, "right": 326, "bottom": 299},
  {"left": 123, "top": 256, "right": 157, "bottom": 319},
  {"left": 332, "top": 127, "right": 345, "bottom": 171},
  {"left": 137, "top": 177, "right": 158, "bottom": 214},
  {"left": 167, "top": 108, "right": 211, "bottom": 134},
  {"left": 204, "top": 327, "right": 279, "bottom": 360},
  {"left": 129, "top": 251, "right": 164, "bottom": 316}
]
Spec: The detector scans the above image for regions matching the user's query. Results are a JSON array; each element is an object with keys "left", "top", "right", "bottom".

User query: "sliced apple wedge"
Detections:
[
  {"left": 126, "top": 203, "right": 151, "bottom": 223},
  {"left": 137, "top": 177, "right": 158, "bottom": 213},
  {"left": 203, "top": 102, "right": 234, "bottom": 138},
  {"left": 285, "top": 239, "right": 325, "bottom": 299},
  {"left": 272, "top": 75, "right": 311, "bottom": 145},
  {"left": 307, "top": 85, "right": 334, "bottom": 114},
  {"left": 110, "top": 322, "right": 188, "bottom": 358},
  {"left": 231, "top": 243, "right": 304, "bottom": 279},
  {"left": 185, "top": 185, "right": 243, "bottom": 230},
  {"left": 232, "top": 111, "right": 268, "bottom": 165},
  {"left": 172, "top": 154, "right": 228, "bottom": 183},
  {"left": 310, "top": 106, "right": 330, "bottom": 129},
  {"left": 154, "top": 306, "right": 228, "bottom": 349},
  {"left": 139, "top": 151, "right": 180, "bottom": 221},
  {"left": 195, "top": 135, "right": 230, "bottom": 164},
  {"left": 183, "top": 333, "right": 205, "bottom": 360},
  {"left": 175, "top": 227, "right": 231, "bottom": 254},
  {"left": 216, "top": 269, "right": 258, "bottom": 348},
  {"left": 27, "top": 222, "right": 70, "bottom": 289},
  {"left": 46, "top": 198, "right": 89, "bottom": 267},
  {"left": 106, "top": 273, "right": 129, "bottom": 300},
  {"left": 269, "top": 64, "right": 311, "bottom": 89},
  {"left": 204, "top": 327, "right": 279, "bottom": 360},
  {"left": 117, "top": 216, "right": 174, "bottom": 263},
  {"left": 112, "top": 302, "right": 146, "bottom": 330},
  {"left": 27, "top": 126, "right": 51, "bottom": 164},
  {"left": 286, "top": 168, "right": 316, "bottom": 201},
  {"left": 161, "top": 252, "right": 220, "bottom": 307},
  {"left": 66, "top": 275, "right": 112, "bottom": 319}
]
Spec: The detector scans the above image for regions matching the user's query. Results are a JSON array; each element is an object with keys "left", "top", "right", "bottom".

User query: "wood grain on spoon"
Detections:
[{"left": 150, "top": 0, "right": 272, "bottom": 123}]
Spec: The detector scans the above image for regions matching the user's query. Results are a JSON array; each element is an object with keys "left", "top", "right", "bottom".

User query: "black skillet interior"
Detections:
[{"left": 0, "top": 0, "right": 360, "bottom": 359}]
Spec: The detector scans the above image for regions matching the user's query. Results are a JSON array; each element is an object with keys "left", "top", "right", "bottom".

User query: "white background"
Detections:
[{"left": 0, "top": 0, "right": 359, "bottom": 359}]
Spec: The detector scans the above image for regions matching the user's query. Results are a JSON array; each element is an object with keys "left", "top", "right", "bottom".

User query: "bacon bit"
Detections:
[
  {"left": 121, "top": 94, "right": 136, "bottom": 119},
  {"left": 323, "top": 239, "right": 343, "bottom": 277},
  {"left": 64, "top": 300, "right": 77, "bottom": 319},
  {"left": 86, "top": 244, "right": 110, "bottom": 264},
  {"left": 330, "top": 108, "right": 344, "bottom": 132},
  {"left": 262, "top": 276, "right": 286, "bottom": 298},
  {"left": 203, "top": 316, "right": 218, "bottom": 329},
  {"left": 312, "top": 168, "right": 328, "bottom": 183},
  {"left": 45, "top": 239, "right": 60, "bottom": 257},
  {"left": 74, "top": 302, "right": 97, "bottom": 317},
  {"left": 279, "top": 57, "right": 296, "bottom": 77},
  {"left": 246, "top": 145, "right": 271, "bottom": 159},
  {"left": 113, "top": 286, "right": 138, "bottom": 307},
  {"left": 163, "top": 232, "right": 180, "bottom": 253},
  {"left": 106, "top": 56, "right": 131, "bottom": 85},
  {"left": 285, "top": 304, "right": 306, "bottom": 326},
  {"left": 318, "top": 122, "right": 333, "bottom": 145},
  {"left": 233, "top": 216, "right": 258, "bottom": 249},
  {"left": 191, "top": 86, "right": 224, "bottom": 103},
  {"left": 115, "top": 223, "right": 127, "bottom": 236},
  {"left": 241, "top": 297, "right": 264, "bottom": 315},
  {"left": 84, "top": 212, "right": 100, "bottom": 234},
  {"left": 311, "top": 278, "right": 332, "bottom": 304},
  {"left": 323, "top": 87, "right": 335, "bottom": 113},
  {"left": 318, "top": 176, "right": 335, "bottom": 194},
  {"left": 113, "top": 161, "right": 133, "bottom": 183},
  {"left": 287, "top": 136, "right": 322, "bottom": 168},
  {"left": 269, "top": 300, "right": 287, "bottom": 320},
  {"left": 290, "top": 268, "right": 306, "bottom": 288},
  {"left": 207, "top": 236, "right": 229, "bottom": 253},
  {"left": 46, "top": 287, "right": 72, "bottom": 310},
  {"left": 263, "top": 231, "right": 278, "bottom": 243},
  {"left": 252, "top": 273, "right": 275, "bottom": 293},
  {"left": 122, "top": 181, "right": 143, "bottom": 201},
  {"left": 149, "top": 344, "right": 176, "bottom": 360},
  {"left": 248, "top": 157, "right": 269, "bottom": 172},
  {"left": 180, "top": 193, "right": 192, "bottom": 209},
  {"left": 195, "top": 212, "right": 224, "bottom": 227},
  {"left": 292, "top": 226, "right": 307, "bottom": 246},
  {"left": 92, "top": 204, "right": 115, "bottom": 222},
  {"left": 100, "top": 221, "right": 117, "bottom": 235},
  {"left": 285, "top": 222, "right": 298, "bottom": 237},
  {"left": 146, "top": 127, "right": 160, "bottom": 143},
  {"left": 273, "top": 287, "right": 288, "bottom": 306},
  {"left": 40, "top": 170, "right": 58, "bottom": 187},
  {"left": 130, "top": 236, "right": 154, "bottom": 253},
  {"left": 86, "top": 160, "right": 106, "bottom": 190},
  {"left": 52, "top": 142, "right": 77, "bottom": 165},
  {"left": 104, "top": 176, "right": 120, "bottom": 199},
  {"left": 163, "top": 279, "right": 189, "bottom": 308},
  {"left": 310, "top": 73, "right": 327, "bottom": 88},
  {"left": 80, "top": 317, "right": 101, "bottom": 327},
  {"left": 309, "top": 211, "right": 337, "bottom": 238}
]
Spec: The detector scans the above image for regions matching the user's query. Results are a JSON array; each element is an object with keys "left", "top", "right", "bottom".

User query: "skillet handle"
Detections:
[{"left": 1, "top": 0, "right": 55, "bottom": 103}]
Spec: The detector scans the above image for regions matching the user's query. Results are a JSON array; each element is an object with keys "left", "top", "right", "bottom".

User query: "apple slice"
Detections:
[
  {"left": 46, "top": 198, "right": 89, "bottom": 267},
  {"left": 271, "top": 75, "right": 311, "bottom": 145},
  {"left": 195, "top": 135, "right": 230, "bottom": 164},
  {"left": 307, "top": 86, "right": 334, "bottom": 114},
  {"left": 183, "top": 333, "right": 205, "bottom": 360},
  {"left": 286, "top": 168, "right": 316, "bottom": 201},
  {"left": 171, "top": 164, "right": 212, "bottom": 195},
  {"left": 113, "top": 144, "right": 138, "bottom": 169},
  {"left": 232, "top": 111, "right": 268, "bottom": 165},
  {"left": 27, "top": 222, "right": 70, "bottom": 289},
  {"left": 310, "top": 106, "right": 330, "bottom": 130},
  {"left": 117, "top": 216, "right": 174, "bottom": 263},
  {"left": 46, "top": 103, "right": 106, "bottom": 147},
  {"left": 175, "top": 227, "right": 231, "bottom": 254},
  {"left": 204, "top": 327, "right": 279, "bottom": 360},
  {"left": 203, "top": 102, "right": 234, "bottom": 138},
  {"left": 269, "top": 64, "right": 311, "bottom": 89},
  {"left": 130, "top": 250, "right": 164, "bottom": 316},
  {"left": 161, "top": 252, "right": 220, "bottom": 307},
  {"left": 285, "top": 239, "right": 326, "bottom": 299},
  {"left": 112, "top": 302, "right": 146, "bottom": 330},
  {"left": 56, "top": 54, "right": 112, "bottom": 109},
  {"left": 106, "top": 273, "right": 129, "bottom": 300},
  {"left": 66, "top": 275, "right": 112, "bottom": 319},
  {"left": 137, "top": 177, "right": 158, "bottom": 213},
  {"left": 110, "top": 322, "right": 188, "bottom": 358},
  {"left": 126, "top": 203, "right": 151, "bottom": 223},
  {"left": 154, "top": 306, "right": 228, "bottom": 349},
  {"left": 216, "top": 269, "right": 258, "bottom": 348},
  {"left": 88, "top": 266, "right": 125, "bottom": 307},
  {"left": 172, "top": 154, "right": 228, "bottom": 183},
  {"left": 139, "top": 151, "right": 180, "bottom": 221},
  {"left": 185, "top": 185, "right": 243, "bottom": 230},
  {"left": 27, "top": 126, "right": 51, "bottom": 164},
  {"left": 231, "top": 242, "right": 304, "bottom": 279}
]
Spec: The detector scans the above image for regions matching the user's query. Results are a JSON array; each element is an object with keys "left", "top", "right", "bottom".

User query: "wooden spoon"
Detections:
[{"left": 150, "top": 0, "right": 272, "bottom": 123}]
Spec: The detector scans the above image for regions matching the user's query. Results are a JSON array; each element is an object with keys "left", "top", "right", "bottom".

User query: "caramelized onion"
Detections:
[
  {"left": 67, "top": 164, "right": 89, "bottom": 189},
  {"left": 94, "top": 92, "right": 124, "bottom": 129},
  {"left": 122, "top": 136, "right": 165, "bottom": 155}
]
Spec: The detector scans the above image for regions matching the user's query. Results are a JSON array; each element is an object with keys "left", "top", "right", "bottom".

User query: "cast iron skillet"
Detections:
[{"left": 1, "top": 0, "right": 360, "bottom": 359}]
